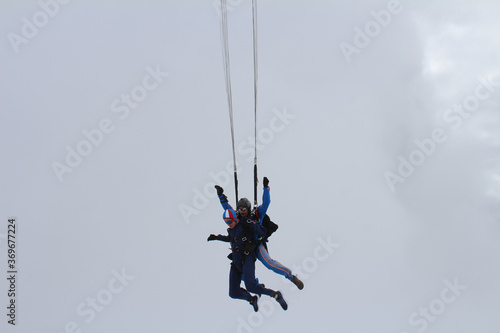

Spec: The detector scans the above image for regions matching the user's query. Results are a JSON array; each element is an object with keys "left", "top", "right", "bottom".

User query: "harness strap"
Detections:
[
  {"left": 233, "top": 241, "right": 258, "bottom": 255},
  {"left": 231, "top": 236, "right": 249, "bottom": 243}
]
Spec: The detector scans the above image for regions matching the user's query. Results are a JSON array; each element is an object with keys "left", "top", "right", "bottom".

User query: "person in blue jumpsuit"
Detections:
[
  {"left": 208, "top": 207, "right": 288, "bottom": 312},
  {"left": 213, "top": 178, "right": 304, "bottom": 290}
]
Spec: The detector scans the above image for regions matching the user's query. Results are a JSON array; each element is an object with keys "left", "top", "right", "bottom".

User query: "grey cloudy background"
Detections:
[{"left": 1, "top": 0, "right": 500, "bottom": 332}]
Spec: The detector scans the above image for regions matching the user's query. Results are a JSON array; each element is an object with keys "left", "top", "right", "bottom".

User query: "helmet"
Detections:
[
  {"left": 222, "top": 208, "right": 237, "bottom": 224},
  {"left": 236, "top": 198, "right": 251, "bottom": 211}
]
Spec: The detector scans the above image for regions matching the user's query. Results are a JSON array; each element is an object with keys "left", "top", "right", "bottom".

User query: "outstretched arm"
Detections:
[
  {"left": 257, "top": 177, "right": 271, "bottom": 224},
  {"left": 215, "top": 185, "right": 234, "bottom": 211},
  {"left": 207, "top": 233, "right": 230, "bottom": 242}
]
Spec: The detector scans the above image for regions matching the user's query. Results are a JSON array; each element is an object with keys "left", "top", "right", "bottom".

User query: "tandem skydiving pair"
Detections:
[{"left": 207, "top": 177, "right": 303, "bottom": 312}]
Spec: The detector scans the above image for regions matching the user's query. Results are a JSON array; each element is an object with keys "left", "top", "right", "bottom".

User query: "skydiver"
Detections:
[
  {"left": 213, "top": 178, "right": 304, "bottom": 290},
  {"left": 207, "top": 208, "right": 288, "bottom": 312}
]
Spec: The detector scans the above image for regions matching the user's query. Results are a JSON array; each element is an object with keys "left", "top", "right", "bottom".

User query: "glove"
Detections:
[
  {"left": 207, "top": 234, "right": 217, "bottom": 241},
  {"left": 263, "top": 177, "right": 269, "bottom": 188},
  {"left": 214, "top": 185, "right": 224, "bottom": 196}
]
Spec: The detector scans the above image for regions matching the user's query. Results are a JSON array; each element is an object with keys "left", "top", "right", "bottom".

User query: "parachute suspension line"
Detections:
[
  {"left": 252, "top": 0, "right": 259, "bottom": 209},
  {"left": 220, "top": 0, "right": 239, "bottom": 205}
]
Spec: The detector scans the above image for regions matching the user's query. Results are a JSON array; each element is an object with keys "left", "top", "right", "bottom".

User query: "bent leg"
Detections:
[
  {"left": 242, "top": 257, "right": 275, "bottom": 297},
  {"left": 256, "top": 243, "right": 293, "bottom": 280},
  {"left": 229, "top": 266, "right": 252, "bottom": 302}
]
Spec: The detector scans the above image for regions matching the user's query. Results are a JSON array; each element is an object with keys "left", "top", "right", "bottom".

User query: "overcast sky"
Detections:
[{"left": 1, "top": 1, "right": 500, "bottom": 332}]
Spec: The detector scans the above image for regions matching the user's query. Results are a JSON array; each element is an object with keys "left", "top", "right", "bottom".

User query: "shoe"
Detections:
[
  {"left": 250, "top": 295, "right": 259, "bottom": 312},
  {"left": 291, "top": 275, "right": 304, "bottom": 290},
  {"left": 274, "top": 291, "right": 287, "bottom": 311}
]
